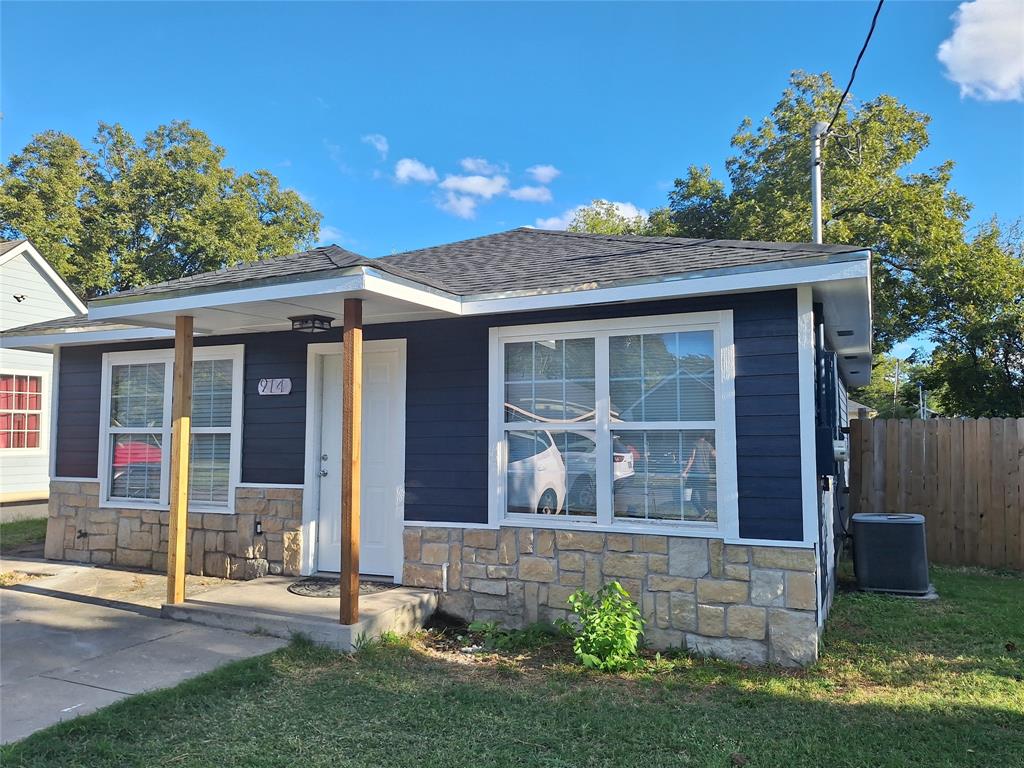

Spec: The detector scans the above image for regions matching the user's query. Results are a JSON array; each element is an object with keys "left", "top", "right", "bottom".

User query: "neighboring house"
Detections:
[
  {"left": 0, "top": 240, "right": 86, "bottom": 502},
  {"left": 0, "top": 228, "right": 871, "bottom": 666},
  {"left": 848, "top": 398, "right": 877, "bottom": 419}
]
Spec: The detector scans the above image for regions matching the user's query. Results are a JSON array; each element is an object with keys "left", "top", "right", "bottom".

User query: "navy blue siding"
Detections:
[{"left": 52, "top": 289, "right": 803, "bottom": 540}]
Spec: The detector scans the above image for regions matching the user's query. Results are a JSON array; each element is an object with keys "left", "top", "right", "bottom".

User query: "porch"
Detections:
[{"left": 161, "top": 577, "right": 437, "bottom": 652}]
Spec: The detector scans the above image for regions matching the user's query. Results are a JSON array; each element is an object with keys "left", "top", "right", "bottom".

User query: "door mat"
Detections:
[{"left": 287, "top": 577, "right": 397, "bottom": 598}]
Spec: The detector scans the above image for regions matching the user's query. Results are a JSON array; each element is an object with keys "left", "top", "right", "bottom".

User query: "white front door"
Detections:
[{"left": 315, "top": 343, "right": 405, "bottom": 578}]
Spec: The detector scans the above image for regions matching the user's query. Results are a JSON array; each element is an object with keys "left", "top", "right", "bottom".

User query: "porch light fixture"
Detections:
[{"left": 289, "top": 314, "right": 334, "bottom": 333}]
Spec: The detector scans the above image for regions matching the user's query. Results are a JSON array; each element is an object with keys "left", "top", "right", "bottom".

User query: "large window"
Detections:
[
  {"left": 491, "top": 312, "right": 737, "bottom": 535},
  {"left": 100, "top": 346, "right": 243, "bottom": 510},
  {"left": 0, "top": 373, "right": 43, "bottom": 450}
]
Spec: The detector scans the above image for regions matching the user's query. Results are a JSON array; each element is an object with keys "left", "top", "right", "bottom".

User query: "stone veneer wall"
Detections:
[
  {"left": 403, "top": 526, "right": 820, "bottom": 666},
  {"left": 44, "top": 481, "right": 303, "bottom": 578}
]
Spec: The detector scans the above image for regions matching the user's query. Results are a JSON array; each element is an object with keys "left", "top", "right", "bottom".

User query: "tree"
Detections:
[
  {"left": 919, "top": 221, "right": 1023, "bottom": 417},
  {"left": 570, "top": 71, "right": 1023, "bottom": 416},
  {"left": 568, "top": 200, "right": 650, "bottom": 236},
  {"left": 652, "top": 71, "right": 972, "bottom": 351},
  {"left": 0, "top": 121, "right": 321, "bottom": 297},
  {"left": 849, "top": 353, "right": 932, "bottom": 419}
]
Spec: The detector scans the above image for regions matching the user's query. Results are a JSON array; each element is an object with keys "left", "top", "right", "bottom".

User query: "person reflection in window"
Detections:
[{"left": 682, "top": 432, "right": 716, "bottom": 521}]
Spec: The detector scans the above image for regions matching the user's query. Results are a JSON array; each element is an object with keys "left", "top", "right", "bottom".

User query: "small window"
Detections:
[
  {"left": 0, "top": 374, "right": 43, "bottom": 450},
  {"left": 100, "top": 347, "right": 243, "bottom": 510}
]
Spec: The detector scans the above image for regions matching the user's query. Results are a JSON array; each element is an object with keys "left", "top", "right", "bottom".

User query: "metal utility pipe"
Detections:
[{"left": 811, "top": 121, "right": 828, "bottom": 244}]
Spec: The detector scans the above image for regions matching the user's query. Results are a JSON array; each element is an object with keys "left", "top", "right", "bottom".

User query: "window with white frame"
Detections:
[
  {"left": 493, "top": 312, "right": 737, "bottom": 534},
  {"left": 100, "top": 346, "right": 243, "bottom": 510},
  {"left": 0, "top": 373, "right": 43, "bottom": 449}
]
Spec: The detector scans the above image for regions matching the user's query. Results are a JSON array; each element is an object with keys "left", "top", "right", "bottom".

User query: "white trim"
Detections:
[
  {"left": 488, "top": 310, "right": 741, "bottom": 539},
  {"left": 0, "top": 241, "right": 87, "bottom": 315},
  {"left": 463, "top": 258, "right": 869, "bottom": 315},
  {"left": 1, "top": 327, "right": 177, "bottom": 351},
  {"left": 97, "top": 344, "right": 245, "bottom": 513},
  {"left": 300, "top": 339, "right": 407, "bottom": 579},
  {"left": 0, "top": 366, "right": 49, "bottom": 456},
  {"left": 48, "top": 347, "right": 60, "bottom": 477},
  {"left": 53, "top": 476, "right": 99, "bottom": 483},
  {"left": 487, "top": 327, "right": 502, "bottom": 529},
  {"left": 361, "top": 270, "right": 462, "bottom": 314},
  {"left": 404, "top": 520, "right": 495, "bottom": 530},
  {"left": 89, "top": 271, "right": 461, "bottom": 322},
  {"left": 797, "top": 286, "right": 819, "bottom": 547},
  {"left": 81, "top": 255, "right": 868, "bottom": 327}
]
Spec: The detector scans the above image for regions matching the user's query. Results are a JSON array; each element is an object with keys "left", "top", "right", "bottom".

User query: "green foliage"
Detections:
[
  {"left": 1, "top": 568, "right": 1021, "bottom": 767},
  {"left": 567, "top": 199, "right": 650, "bottom": 236},
  {"left": 850, "top": 353, "right": 931, "bottom": 419},
  {"left": 571, "top": 71, "right": 1023, "bottom": 415},
  {"left": 559, "top": 581, "right": 644, "bottom": 671},
  {"left": 0, "top": 518, "right": 47, "bottom": 553},
  {"left": 465, "top": 620, "right": 559, "bottom": 651},
  {"left": 654, "top": 71, "right": 973, "bottom": 352},
  {"left": 0, "top": 121, "right": 321, "bottom": 298},
  {"left": 919, "top": 221, "right": 1023, "bottom": 417}
]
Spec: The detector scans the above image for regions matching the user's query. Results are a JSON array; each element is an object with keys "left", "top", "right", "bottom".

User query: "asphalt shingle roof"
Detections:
[
  {"left": 1, "top": 315, "right": 138, "bottom": 335},
  {"left": 105, "top": 244, "right": 450, "bottom": 300},
  {"left": 379, "top": 228, "right": 866, "bottom": 295},
  {"left": 0, "top": 239, "right": 28, "bottom": 258},
  {"left": 90, "top": 228, "right": 868, "bottom": 304}
]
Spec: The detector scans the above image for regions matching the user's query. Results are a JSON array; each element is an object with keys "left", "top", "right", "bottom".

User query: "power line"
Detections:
[{"left": 825, "top": 0, "right": 885, "bottom": 137}]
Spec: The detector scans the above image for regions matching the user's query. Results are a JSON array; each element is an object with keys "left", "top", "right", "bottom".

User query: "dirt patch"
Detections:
[{"left": 0, "top": 570, "right": 47, "bottom": 587}]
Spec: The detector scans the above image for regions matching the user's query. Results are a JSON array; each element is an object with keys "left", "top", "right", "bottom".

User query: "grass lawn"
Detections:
[
  {"left": 0, "top": 517, "right": 47, "bottom": 554},
  {"left": 3, "top": 566, "right": 1021, "bottom": 768}
]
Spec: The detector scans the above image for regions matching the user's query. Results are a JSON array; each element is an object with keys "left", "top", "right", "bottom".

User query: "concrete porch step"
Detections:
[{"left": 161, "top": 580, "right": 437, "bottom": 652}]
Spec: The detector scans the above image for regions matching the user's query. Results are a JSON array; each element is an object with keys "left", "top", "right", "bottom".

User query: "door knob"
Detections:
[{"left": 319, "top": 469, "right": 329, "bottom": 477}]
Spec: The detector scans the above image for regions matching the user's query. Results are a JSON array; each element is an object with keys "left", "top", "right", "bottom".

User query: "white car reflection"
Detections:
[
  {"left": 507, "top": 431, "right": 565, "bottom": 514},
  {"left": 506, "top": 431, "right": 635, "bottom": 515}
]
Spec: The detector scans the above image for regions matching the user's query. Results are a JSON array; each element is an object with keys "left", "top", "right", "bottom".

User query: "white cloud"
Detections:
[
  {"left": 439, "top": 174, "right": 509, "bottom": 199},
  {"left": 535, "top": 200, "right": 648, "bottom": 230},
  {"left": 459, "top": 157, "right": 504, "bottom": 175},
  {"left": 937, "top": 0, "right": 1024, "bottom": 101},
  {"left": 437, "top": 191, "right": 478, "bottom": 219},
  {"left": 361, "top": 133, "right": 389, "bottom": 160},
  {"left": 317, "top": 224, "right": 346, "bottom": 245},
  {"left": 508, "top": 185, "right": 553, "bottom": 203},
  {"left": 395, "top": 158, "right": 438, "bottom": 184},
  {"left": 526, "top": 164, "right": 561, "bottom": 184}
]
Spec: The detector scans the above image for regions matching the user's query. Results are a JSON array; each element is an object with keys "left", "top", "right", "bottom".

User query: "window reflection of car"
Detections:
[
  {"left": 561, "top": 432, "right": 635, "bottom": 512},
  {"left": 506, "top": 431, "right": 566, "bottom": 515},
  {"left": 111, "top": 440, "right": 162, "bottom": 496}
]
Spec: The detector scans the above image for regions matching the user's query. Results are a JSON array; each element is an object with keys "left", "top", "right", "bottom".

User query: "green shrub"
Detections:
[
  {"left": 560, "top": 581, "right": 645, "bottom": 671},
  {"left": 465, "top": 620, "right": 559, "bottom": 651}
]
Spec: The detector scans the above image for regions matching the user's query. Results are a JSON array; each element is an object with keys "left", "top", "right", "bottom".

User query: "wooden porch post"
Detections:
[
  {"left": 166, "top": 315, "right": 194, "bottom": 604},
  {"left": 340, "top": 299, "right": 363, "bottom": 624}
]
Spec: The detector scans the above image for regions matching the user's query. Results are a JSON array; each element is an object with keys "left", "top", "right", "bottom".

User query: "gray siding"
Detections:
[{"left": 52, "top": 289, "right": 803, "bottom": 540}]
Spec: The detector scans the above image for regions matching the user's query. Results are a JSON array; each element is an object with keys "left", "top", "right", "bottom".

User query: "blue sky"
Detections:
[{"left": 2, "top": 0, "right": 1022, "bottom": 269}]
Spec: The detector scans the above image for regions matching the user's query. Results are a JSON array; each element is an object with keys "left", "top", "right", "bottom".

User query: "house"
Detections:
[
  {"left": 0, "top": 240, "right": 86, "bottom": 503},
  {"left": 0, "top": 228, "right": 871, "bottom": 666},
  {"left": 847, "top": 398, "right": 877, "bottom": 419}
]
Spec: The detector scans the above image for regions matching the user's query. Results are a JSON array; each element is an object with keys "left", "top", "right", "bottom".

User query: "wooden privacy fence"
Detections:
[{"left": 849, "top": 418, "right": 1024, "bottom": 570}]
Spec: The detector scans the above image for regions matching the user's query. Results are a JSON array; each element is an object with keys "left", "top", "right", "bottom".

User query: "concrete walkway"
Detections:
[
  {"left": 0, "top": 557, "right": 285, "bottom": 744},
  {"left": 0, "top": 501, "right": 48, "bottom": 524}
]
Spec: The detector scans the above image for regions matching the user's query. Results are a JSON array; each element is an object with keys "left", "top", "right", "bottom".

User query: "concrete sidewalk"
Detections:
[{"left": 0, "top": 558, "right": 285, "bottom": 743}]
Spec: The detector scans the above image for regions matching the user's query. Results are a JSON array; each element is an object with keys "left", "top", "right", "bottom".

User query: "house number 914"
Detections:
[{"left": 258, "top": 378, "right": 292, "bottom": 396}]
